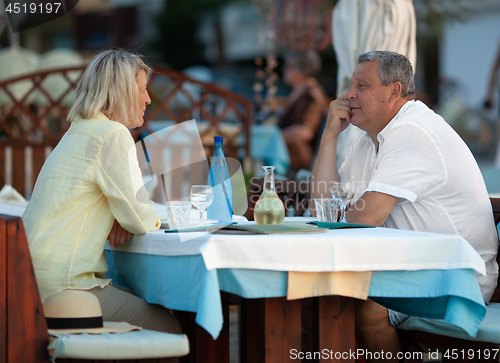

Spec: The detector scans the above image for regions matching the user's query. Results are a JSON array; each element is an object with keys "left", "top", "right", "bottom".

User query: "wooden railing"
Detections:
[{"left": 0, "top": 66, "right": 253, "bottom": 199}]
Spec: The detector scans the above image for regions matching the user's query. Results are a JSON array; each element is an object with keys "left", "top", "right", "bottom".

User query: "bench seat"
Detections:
[{"left": 49, "top": 330, "right": 189, "bottom": 361}]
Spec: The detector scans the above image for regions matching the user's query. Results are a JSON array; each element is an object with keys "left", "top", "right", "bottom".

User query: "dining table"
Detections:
[{"left": 104, "top": 205, "right": 488, "bottom": 363}]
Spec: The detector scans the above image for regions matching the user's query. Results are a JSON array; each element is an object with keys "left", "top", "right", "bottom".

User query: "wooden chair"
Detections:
[
  {"left": 397, "top": 197, "right": 500, "bottom": 362},
  {"left": 246, "top": 177, "right": 311, "bottom": 220},
  {"left": 0, "top": 214, "right": 189, "bottom": 363}
]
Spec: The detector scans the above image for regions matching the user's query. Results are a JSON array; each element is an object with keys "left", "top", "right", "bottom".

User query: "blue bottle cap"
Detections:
[{"left": 214, "top": 136, "right": 223, "bottom": 142}]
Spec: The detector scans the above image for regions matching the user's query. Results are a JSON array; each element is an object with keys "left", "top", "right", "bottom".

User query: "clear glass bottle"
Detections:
[
  {"left": 207, "top": 136, "right": 233, "bottom": 223},
  {"left": 254, "top": 166, "right": 285, "bottom": 225}
]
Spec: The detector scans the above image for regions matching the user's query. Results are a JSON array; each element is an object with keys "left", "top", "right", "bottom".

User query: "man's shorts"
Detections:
[{"left": 388, "top": 309, "right": 410, "bottom": 327}]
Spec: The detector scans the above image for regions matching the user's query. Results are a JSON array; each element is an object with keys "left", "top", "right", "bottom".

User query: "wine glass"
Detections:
[
  {"left": 331, "top": 182, "right": 354, "bottom": 223},
  {"left": 190, "top": 185, "right": 214, "bottom": 226}
]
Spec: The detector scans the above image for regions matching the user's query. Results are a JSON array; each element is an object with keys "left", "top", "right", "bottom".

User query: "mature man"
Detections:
[{"left": 311, "top": 51, "right": 498, "bottom": 361}]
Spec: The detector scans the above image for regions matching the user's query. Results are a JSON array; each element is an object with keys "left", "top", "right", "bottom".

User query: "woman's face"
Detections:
[{"left": 135, "top": 69, "right": 151, "bottom": 127}]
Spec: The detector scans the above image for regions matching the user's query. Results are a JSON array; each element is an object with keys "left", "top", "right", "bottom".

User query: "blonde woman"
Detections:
[{"left": 22, "top": 49, "right": 181, "bottom": 334}]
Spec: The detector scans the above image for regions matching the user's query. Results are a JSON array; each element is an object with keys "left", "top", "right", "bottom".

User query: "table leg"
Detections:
[
  {"left": 264, "top": 297, "right": 302, "bottom": 362},
  {"left": 241, "top": 296, "right": 355, "bottom": 363},
  {"left": 175, "top": 310, "right": 194, "bottom": 363},
  {"left": 239, "top": 298, "right": 263, "bottom": 363},
  {"left": 174, "top": 293, "right": 230, "bottom": 363},
  {"left": 318, "top": 296, "right": 356, "bottom": 363},
  {"left": 240, "top": 297, "right": 302, "bottom": 363}
]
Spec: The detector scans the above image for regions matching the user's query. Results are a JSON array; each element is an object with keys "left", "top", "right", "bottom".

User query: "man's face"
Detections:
[{"left": 345, "top": 61, "right": 394, "bottom": 135}]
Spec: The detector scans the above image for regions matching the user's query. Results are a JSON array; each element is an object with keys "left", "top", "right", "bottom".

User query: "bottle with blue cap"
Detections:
[{"left": 207, "top": 136, "right": 233, "bottom": 223}]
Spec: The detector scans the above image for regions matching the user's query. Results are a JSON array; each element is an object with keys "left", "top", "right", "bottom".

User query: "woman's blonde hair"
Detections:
[{"left": 68, "top": 49, "right": 152, "bottom": 128}]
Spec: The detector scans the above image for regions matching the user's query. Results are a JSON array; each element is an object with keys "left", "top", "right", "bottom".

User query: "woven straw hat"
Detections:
[{"left": 43, "top": 289, "right": 142, "bottom": 335}]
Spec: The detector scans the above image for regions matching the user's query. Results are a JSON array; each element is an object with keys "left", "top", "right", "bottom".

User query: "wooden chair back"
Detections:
[
  {"left": 0, "top": 66, "right": 253, "bottom": 200},
  {"left": 490, "top": 197, "right": 500, "bottom": 301},
  {"left": 0, "top": 214, "right": 184, "bottom": 363},
  {"left": 491, "top": 197, "right": 500, "bottom": 226},
  {"left": 0, "top": 215, "right": 49, "bottom": 363},
  {"left": 247, "top": 177, "right": 310, "bottom": 220}
]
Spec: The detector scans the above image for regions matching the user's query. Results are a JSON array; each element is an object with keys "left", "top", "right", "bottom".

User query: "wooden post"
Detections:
[
  {"left": 264, "top": 297, "right": 302, "bottom": 362},
  {"left": 241, "top": 297, "right": 302, "bottom": 363},
  {"left": 175, "top": 292, "right": 230, "bottom": 363},
  {"left": 239, "top": 298, "right": 264, "bottom": 363},
  {"left": 0, "top": 218, "right": 7, "bottom": 363},
  {"left": 195, "top": 292, "right": 230, "bottom": 363},
  {"left": 175, "top": 310, "right": 196, "bottom": 363},
  {"left": 318, "top": 296, "right": 356, "bottom": 363}
]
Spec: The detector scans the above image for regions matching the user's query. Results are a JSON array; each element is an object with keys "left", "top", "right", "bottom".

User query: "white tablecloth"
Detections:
[
  {"left": 109, "top": 217, "right": 486, "bottom": 275},
  {"left": 3, "top": 199, "right": 483, "bottom": 277}
]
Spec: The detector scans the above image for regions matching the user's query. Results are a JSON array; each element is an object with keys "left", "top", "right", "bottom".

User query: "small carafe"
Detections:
[{"left": 254, "top": 166, "right": 285, "bottom": 225}]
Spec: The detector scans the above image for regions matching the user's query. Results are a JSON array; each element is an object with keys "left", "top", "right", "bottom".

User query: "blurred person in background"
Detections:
[
  {"left": 484, "top": 37, "right": 500, "bottom": 112},
  {"left": 484, "top": 38, "right": 500, "bottom": 167},
  {"left": 22, "top": 49, "right": 181, "bottom": 335},
  {"left": 278, "top": 50, "right": 328, "bottom": 176}
]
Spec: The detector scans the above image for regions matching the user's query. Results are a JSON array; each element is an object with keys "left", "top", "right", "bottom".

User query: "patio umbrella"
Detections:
[
  {"left": 37, "top": 48, "right": 85, "bottom": 107},
  {"left": 0, "top": 47, "right": 40, "bottom": 106},
  {"left": 332, "top": 0, "right": 417, "bottom": 164}
]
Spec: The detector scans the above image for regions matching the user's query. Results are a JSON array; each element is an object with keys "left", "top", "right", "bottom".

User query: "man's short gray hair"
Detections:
[
  {"left": 68, "top": 49, "right": 152, "bottom": 128},
  {"left": 357, "top": 51, "right": 416, "bottom": 98}
]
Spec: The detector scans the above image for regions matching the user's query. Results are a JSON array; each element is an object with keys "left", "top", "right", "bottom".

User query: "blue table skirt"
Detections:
[{"left": 105, "top": 251, "right": 486, "bottom": 340}]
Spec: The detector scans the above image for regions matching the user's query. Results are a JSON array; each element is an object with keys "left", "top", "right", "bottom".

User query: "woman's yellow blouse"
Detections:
[{"left": 23, "top": 113, "right": 160, "bottom": 302}]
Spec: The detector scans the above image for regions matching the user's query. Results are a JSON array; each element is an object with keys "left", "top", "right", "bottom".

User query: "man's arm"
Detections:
[
  {"left": 311, "top": 94, "right": 351, "bottom": 202},
  {"left": 346, "top": 191, "right": 400, "bottom": 227}
]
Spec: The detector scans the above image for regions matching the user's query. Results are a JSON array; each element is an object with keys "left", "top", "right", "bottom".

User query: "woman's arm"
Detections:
[
  {"left": 95, "top": 128, "right": 160, "bottom": 235},
  {"left": 283, "top": 87, "right": 326, "bottom": 170},
  {"left": 108, "top": 219, "right": 134, "bottom": 247}
]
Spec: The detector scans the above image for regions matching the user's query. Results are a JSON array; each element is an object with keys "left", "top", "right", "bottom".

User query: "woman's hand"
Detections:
[{"left": 108, "top": 220, "right": 134, "bottom": 248}]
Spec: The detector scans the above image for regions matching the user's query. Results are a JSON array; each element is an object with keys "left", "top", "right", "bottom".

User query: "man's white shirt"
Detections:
[{"left": 339, "top": 100, "right": 498, "bottom": 302}]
